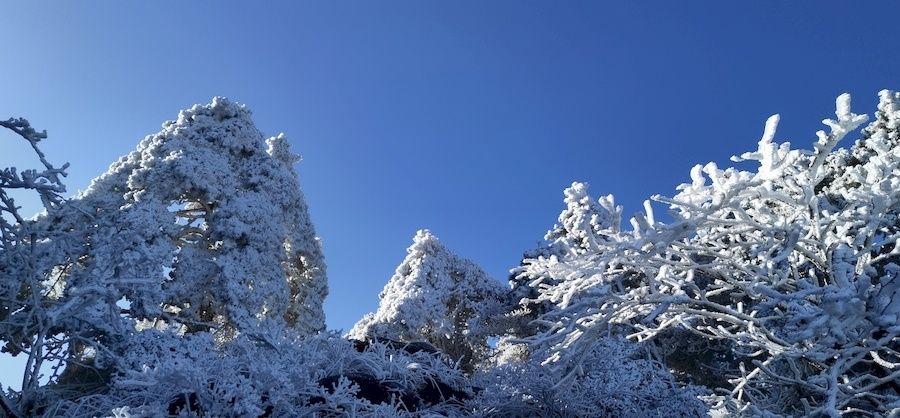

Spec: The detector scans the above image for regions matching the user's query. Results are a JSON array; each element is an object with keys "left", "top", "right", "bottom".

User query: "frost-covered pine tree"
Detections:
[
  {"left": 69, "top": 96, "right": 328, "bottom": 337},
  {"left": 0, "top": 98, "right": 328, "bottom": 417},
  {"left": 350, "top": 230, "right": 506, "bottom": 372}
]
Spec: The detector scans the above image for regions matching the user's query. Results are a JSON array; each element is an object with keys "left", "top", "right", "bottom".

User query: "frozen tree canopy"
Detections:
[
  {"left": 2, "top": 92, "right": 898, "bottom": 417},
  {"left": 349, "top": 230, "right": 507, "bottom": 372},
  {"left": 1, "top": 98, "right": 328, "bottom": 417},
  {"left": 79, "top": 97, "right": 329, "bottom": 336}
]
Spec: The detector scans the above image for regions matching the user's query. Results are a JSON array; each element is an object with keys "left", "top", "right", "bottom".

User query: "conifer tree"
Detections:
[
  {"left": 350, "top": 230, "right": 506, "bottom": 372},
  {"left": 0, "top": 98, "right": 328, "bottom": 416}
]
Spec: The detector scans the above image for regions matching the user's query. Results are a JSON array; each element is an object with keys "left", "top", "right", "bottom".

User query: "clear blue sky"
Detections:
[{"left": 2, "top": 2, "right": 899, "bottom": 382}]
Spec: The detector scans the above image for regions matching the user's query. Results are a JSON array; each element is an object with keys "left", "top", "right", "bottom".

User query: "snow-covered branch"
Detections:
[{"left": 512, "top": 92, "right": 900, "bottom": 416}]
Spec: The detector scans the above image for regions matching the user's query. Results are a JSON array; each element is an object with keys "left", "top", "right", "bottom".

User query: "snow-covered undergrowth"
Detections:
[
  {"left": 470, "top": 334, "right": 710, "bottom": 417},
  {"left": 2, "top": 92, "right": 898, "bottom": 417},
  {"left": 50, "top": 331, "right": 472, "bottom": 417}
]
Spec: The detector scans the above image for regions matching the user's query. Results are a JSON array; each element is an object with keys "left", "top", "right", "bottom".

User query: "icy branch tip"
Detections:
[
  {"left": 835, "top": 93, "right": 852, "bottom": 121},
  {"left": 760, "top": 114, "right": 780, "bottom": 146}
]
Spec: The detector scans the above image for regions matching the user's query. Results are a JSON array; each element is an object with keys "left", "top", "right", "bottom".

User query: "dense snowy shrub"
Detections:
[
  {"left": 470, "top": 334, "right": 709, "bottom": 417},
  {"left": 514, "top": 92, "right": 900, "bottom": 416},
  {"left": 350, "top": 230, "right": 507, "bottom": 373},
  {"left": 42, "top": 329, "right": 472, "bottom": 418}
]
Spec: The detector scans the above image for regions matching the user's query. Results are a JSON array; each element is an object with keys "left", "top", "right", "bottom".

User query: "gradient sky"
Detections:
[{"left": 3, "top": 0, "right": 900, "bottom": 389}]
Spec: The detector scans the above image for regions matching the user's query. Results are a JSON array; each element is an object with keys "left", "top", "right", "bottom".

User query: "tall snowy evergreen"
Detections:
[
  {"left": 0, "top": 98, "right": 328, "bottom": 417},
  {"left": 350, "top": 230, "right": 506, "bottom": 372},
  {"left": 72, "top": 97, "right": 328, "bottom": 336}
]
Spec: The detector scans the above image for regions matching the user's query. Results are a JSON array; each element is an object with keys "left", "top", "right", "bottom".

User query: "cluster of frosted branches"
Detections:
[
  {"left": 0, "top": 118, "right": 68, "bottom": 245},
  {"left": 514, "top": 92, "right": 900, "bottom": 416},
  {"left": 0, "top": 118, "right": 72, "bottom": 418}
]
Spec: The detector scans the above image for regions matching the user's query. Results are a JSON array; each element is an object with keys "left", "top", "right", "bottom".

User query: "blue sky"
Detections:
[{"left": 2, "top": 2, "right": 900, "bottom": 385}]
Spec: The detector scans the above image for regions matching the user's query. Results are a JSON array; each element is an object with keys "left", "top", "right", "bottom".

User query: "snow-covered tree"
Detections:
[
  {"left": 0, "top": 98, "right": 329, "bottom": 417},
  {"left": 506, "top": 182, "right": 624, "bottom": 342},
  {"left": 349, "top": 230, "right": 507, "bottom": 372},
  {"left": 73, "top": 97, "right": 328, "bottom": 337},
  {"left": 514, "top": 92, "right": 900, "bottom": 416}
]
